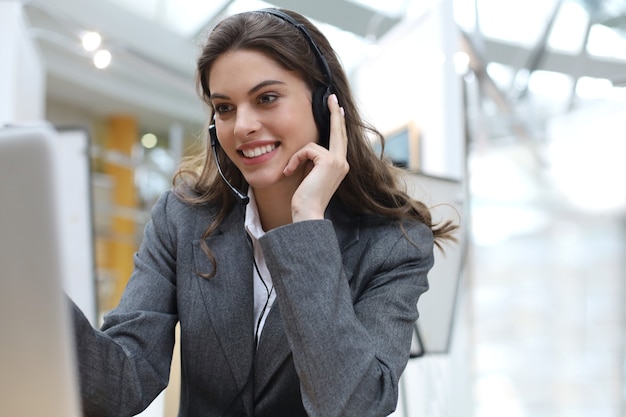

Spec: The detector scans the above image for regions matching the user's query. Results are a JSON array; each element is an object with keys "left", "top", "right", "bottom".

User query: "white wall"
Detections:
[
  {"left": 353, "top": 0, "right": 465, "bottom": 180},
  {"left": 0, "top": 1, "right": 45, "bottom": 124}
]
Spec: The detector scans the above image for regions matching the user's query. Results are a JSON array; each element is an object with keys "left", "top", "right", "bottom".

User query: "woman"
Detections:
[{"left": 72, "top": 8, "right": 457, "bottom": 417}]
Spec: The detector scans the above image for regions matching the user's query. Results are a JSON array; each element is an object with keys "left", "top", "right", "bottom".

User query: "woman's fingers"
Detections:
[
  {"left": 327, "top": 94, "right": 347, "bottom": 156},
  {"left": 283, "top": 144, "right": 321, "bottom": 176}
]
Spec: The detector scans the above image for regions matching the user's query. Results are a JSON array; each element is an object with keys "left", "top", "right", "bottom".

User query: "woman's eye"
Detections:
[
  {"left": 214, "top": 104, "right": 232, "bottom": 114},
  {"left": 258, "top": 94, "right": 278, "bottom": 105}
]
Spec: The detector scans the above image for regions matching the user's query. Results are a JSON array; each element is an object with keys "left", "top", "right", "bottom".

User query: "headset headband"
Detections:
[{"left": 257, "top": 8, "right": 333, "bottom": 87}]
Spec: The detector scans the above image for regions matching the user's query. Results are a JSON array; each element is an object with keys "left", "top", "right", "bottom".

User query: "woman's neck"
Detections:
[{"left": 253, "top": 186, "right": 295, "bottom": 231}]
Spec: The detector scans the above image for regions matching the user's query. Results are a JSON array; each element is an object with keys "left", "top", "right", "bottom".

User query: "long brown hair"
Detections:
[{"left": 174, "top": 9, "right": 457, "bottom": 273}]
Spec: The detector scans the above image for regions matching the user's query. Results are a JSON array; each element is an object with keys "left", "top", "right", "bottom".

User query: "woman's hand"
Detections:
[{"left": 284, "top": 94, "right": 349, "bottom": 222}]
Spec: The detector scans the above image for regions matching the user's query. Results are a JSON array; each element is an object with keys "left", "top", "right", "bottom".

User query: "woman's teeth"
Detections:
[{"left": 242, "top": 144, "right": 276, "bottom": 158}]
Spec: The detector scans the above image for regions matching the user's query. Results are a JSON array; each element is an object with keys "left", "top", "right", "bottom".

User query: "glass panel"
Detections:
[
  {"left": 163, "top": 0, "right": 231, "bottom": 36},
  {"left": 476, "top": 0, "right": 562, "bottom": 47},
  {"left": 587, "top": 24, "right": 626, "bottom": 60},
  {"left": 346, "top": 0, "right": 407, "bottom": 17},
  {"left": 548, "top": 1, "right": 590, "bottom": 53}
]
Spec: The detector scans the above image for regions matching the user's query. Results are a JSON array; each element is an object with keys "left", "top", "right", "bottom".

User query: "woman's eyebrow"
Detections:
[
  {"left": 209, "top": 80, "right": 286, "bottom": 101},
  {"left": 209, "top": 92, "right": 229, "bottom": 100},
  {"left": 248, "top": 80, "right": 285, "bottom": 96}
]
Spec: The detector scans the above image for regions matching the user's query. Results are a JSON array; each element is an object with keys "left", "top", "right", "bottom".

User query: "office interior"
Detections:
[{"left": 1, "top": 0, "right": 625, "bottom": 416}]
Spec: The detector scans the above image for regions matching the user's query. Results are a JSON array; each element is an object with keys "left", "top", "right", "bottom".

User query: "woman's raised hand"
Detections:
[{"left": 284, "top": 94, "right": 349, "bottom": 223}]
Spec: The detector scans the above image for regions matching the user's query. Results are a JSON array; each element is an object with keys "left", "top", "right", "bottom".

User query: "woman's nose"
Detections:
[{"left": 233, "top": 106, "right": 261, "bottom": 138}]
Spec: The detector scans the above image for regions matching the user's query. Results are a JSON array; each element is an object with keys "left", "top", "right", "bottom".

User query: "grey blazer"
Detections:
[{"left": 72, "top": 190, "right": 434, "bottom": 417}]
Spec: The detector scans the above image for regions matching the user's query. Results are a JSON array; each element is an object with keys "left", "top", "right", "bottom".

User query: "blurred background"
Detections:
[{"left": 2, "top": 0, "right": 625, "bottom": 416}]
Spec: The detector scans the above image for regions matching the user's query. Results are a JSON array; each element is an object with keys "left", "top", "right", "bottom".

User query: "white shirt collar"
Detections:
[{"left": 244, "top": 188, "right": 265, "bottom": 241}]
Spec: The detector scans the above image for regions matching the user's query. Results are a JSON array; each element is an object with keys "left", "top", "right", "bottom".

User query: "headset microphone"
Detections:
[{"left": 209, "top": 124, "right": 250, "bottom": 205}]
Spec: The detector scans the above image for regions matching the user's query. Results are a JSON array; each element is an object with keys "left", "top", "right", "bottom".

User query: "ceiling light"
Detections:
[
  {"left": 81, "top": 31, "right": 102, "bottom": 51},
  {"left": 141, "top": 133, "right": 158, "bottom": 149},
  {"left": 93, "top": 49, "right": 112, "bottom": 69}
]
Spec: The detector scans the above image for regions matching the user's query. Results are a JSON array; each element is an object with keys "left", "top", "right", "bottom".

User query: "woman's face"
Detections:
[{"left": 208, "top": 49, "right": 318, "bottom": 193}]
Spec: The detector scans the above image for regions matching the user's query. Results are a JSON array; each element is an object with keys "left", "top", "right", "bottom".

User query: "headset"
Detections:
[{"left": 210, "top": 8, "right": 335, "bottom": 205}]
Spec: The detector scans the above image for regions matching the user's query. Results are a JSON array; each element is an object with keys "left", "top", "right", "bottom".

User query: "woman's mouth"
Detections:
[{"left": 240, "top": 143, "right": 277, "bottom": 158}]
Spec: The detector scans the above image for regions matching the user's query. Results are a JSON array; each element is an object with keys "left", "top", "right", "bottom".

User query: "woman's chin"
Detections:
[{"left": 245, "top": 172, "right": 301, "bottom": 194}]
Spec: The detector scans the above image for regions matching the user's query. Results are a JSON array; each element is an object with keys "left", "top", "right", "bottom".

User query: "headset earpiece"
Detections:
[{"left": 312, "top": 86, "right": 331, "bottom": 148}]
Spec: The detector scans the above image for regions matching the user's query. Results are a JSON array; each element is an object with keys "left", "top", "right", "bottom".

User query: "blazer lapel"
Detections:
[
  {"left": 193, "top": 206, "right": 256, "bottom": 392},
  {"left": 254, "top": 302, "right": 290, "bottom": 395}
]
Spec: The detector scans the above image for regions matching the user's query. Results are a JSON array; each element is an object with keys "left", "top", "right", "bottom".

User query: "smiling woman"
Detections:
[
  {"left": 208, "top": 49, "right": 320, "bottom": 201},
  {"left": 68, "top": 8, "right": 457, "bottom": 417}
]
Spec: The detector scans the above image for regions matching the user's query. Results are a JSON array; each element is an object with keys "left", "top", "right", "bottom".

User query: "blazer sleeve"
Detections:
[
  {"left": 259, "top": 218, "right": 434, "bottom": 417},
  {"left": 71, "top": 191, "right": 179, "bottom": 417}
]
